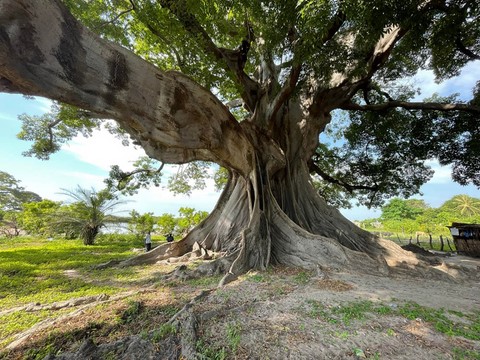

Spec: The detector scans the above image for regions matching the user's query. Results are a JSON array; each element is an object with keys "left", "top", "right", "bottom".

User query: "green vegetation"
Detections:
[
  {"left": 398, "top": 302, "right": 480, "bottom": 341},
  {"left": 196, "top": 339, "right": 227, "bottom": 360},
  {"left": 118, "top": 300, "right": 144, "bottom": 325},
  {"left": 53, "top": 186, "right": 128, "bottom": 245},
  {"left": 293, "top": 270, "right": 314, "bottom": 285},
  {"left": 0, "top": 171, "right": 41, "bottom": 212},
  {"left": 0, "top": 235, "right": 143, "bottom": 349},
  {"left": 0, "top": 236, "right": 137, "bottom": 309},
  {"left": 226, "top": 322, "right": 242, "bottom": 353},
  {"left": 359, "top": 195, "right": 480, "bottom": 244},
  {"left": 151, "top": 323, "right": 177, "bottom": 342},
  {"left": 0, "top": 236, "right": 478, "bottom": 358},
  {"left": 0, "top": 169, "right": 209, "bottom": 247},
  {"left": 303, "top": 299, "right": 480, "bottom": 341},
  {"left": 0, "top": 171, "right": 42, "bottom": 238},
  {"left": 127, "top": 210, "right": 155, "bottom": 240},
  {"left": 452, "top": 348, "right": 480, "bottom": 360}
]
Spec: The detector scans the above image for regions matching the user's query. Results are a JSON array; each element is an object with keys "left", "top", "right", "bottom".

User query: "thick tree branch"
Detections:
[
  {"left": 157, "top": 0, "right": 260, "bottom": 111},
  {"left": 267, "top": 64, "right": 301, "bottom": 122},
  {"left": 0, "top": 0, "right": 258, "bottom": 175},
  {"left": 340, "top": 100, "right": 480, "bottom": 114},
  {"left": 46, "top": 118, "right": 62, "bottom": 147},
  {"left": 309, "top": 162, "right": 379, "bottom": 194},
  {"left": 309, "top": 23, "right": 411, "bottom": 116},
  {"left": 455, "top": 37, "right": 480, "bottom": 60}
]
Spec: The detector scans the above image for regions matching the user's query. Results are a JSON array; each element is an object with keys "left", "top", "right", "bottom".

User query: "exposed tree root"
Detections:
[
  {"left": 0, "top": 293, "right": 110, "bottom": 316},
  {"left": 5, "top": 289, "right": 155, "bottom": 351},
  {"left": 37, "top": 287, "right": 217, "bottom": 359}
]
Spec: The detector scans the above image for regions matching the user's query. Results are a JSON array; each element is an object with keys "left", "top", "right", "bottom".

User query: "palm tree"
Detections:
[
  {"left": 453, "top": 195, "right": 480, "bottom": 217},
  {"left": 54, "top": 186, "right": 126, "bottom": 245}
]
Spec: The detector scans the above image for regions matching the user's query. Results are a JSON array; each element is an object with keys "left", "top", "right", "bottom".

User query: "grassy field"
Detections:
[
  {"left": 0, "top": 235, "right": 141, "bottom": 308},
  {"left": 0, "top": 234, "right": 177, "bottom": 353}
]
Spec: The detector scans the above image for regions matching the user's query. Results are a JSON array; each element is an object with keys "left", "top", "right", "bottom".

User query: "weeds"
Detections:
[
  {"left": 246, "top": 273, "right": 267, "bottom": 283},
  {"left": 196, "top": 339, "right": 227, "bottom": 360},
  {"left": 303, "top": 299, "right": 480, "bottom": 341},
  {"left": 151, "top": 323, "right": 177, "bottom": 342},
  {"left": 398, "top": 302, "right": 480, "bottom": 341},
  {"left": 24, "top": 342, "right": 57, "bottom": 360},
  {"left": 331, "top": 301, "right": 373, "bottom": 324},
  {"left": 452, "top": 347, "right": 480, "bottom": 360},
  {"left": 293, "top": 271, "right": 312, "bottom": 285},
  {"left": 226, "top": 322, "right": 242, "bottom": 353},
  {"left": 305, "top": 299, "right": 333, "bottom": 321},
  {"left": 118, "top": 300, "right": 143, "bottom": 324}
]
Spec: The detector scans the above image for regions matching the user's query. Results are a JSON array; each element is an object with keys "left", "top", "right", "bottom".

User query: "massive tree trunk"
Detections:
[{"left": 0, "top": 0, "right": 435, "bottom": 284}]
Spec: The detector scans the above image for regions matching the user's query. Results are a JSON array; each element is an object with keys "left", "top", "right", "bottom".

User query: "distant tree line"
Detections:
[
  {"left": 358, "top": 195, "right": 480, "bottom": 240},
  {"left": 0, "top": 170, "right": 208, "bottom": 245}
]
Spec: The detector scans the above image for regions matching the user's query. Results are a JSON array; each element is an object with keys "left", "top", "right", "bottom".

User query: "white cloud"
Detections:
[
  {"left": 64, "top": 127, "right": 146, "bottom": 171},
  {"left": 60, "top": 171, "right": 106, "bottom": 189},
  {"left": 33, "top": 97, "right": 53, "bottom": 113},
  {"left": 412, "top": 61, "right": 480, "bottom": 100},
  {"left": 412, "top": 70, "right": 445, "bottom": 99},
  {"left": 61, "top": 125, "right": 221, "bottom": 214},
  {"left": 425, "top": 160, "right": 453, "bottom": 184}
]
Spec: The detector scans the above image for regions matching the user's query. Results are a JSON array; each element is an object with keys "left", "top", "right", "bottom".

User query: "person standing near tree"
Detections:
[{"left": 145, "top": 231, "right": 152, "bottom": 252}]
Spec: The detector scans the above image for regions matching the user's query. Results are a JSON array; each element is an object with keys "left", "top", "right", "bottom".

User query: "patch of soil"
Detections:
[{"left": 401, "top": 243, "right": 436, "bottom": 256}]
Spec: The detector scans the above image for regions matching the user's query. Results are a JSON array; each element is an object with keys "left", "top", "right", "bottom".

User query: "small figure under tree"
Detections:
[{"left": 145, "top": 231, "right": 152, "bottom": 252}]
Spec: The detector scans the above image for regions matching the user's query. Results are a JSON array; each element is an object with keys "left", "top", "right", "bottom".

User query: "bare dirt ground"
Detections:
[
  {"left": 2, "top": 254, "right": 480, "bottom": 360},
  {"left": 195, "top": 255, "right": 480, "bottom": 360}
]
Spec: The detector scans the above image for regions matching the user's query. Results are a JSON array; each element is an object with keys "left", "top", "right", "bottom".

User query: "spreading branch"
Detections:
[
  {"left": 157, "top": 0, "right": 259, "bottom": 111},
  {"left": 110, "top": 162, "right": 165, "bottom": 191},
  {"left": 267, "top": 64, "right": 301, "bottom": 122},
  {"left": 309, "top": 161, "right": 379, "bottom": 194},
  {"left": 455, "top": 37, "right": 480, "bottom": 60},
  {"left": 94, "top": 1, "right": 135, "bottom": 30},
  {"left": 340, "top": 100, "right": 480, "bottom": 114}
]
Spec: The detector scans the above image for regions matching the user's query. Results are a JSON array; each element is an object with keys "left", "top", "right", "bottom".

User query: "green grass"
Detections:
[
  {"left": 226, "top": 322, "right": 242, "bottom": 353},
  {"left": 0, "top": 234, "right": 142, "bottom": 346},
  {"left": 303, "top": 299, "right": 480, "bottom": 341},
  {"left": 0, "top": 236, "right": 139, "bottom": 309},
  {"left": 398, "top": 301, "right": 480, "bottom": 341}
]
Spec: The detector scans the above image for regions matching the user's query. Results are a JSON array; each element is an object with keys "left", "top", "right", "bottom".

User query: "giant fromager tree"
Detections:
[{"left": 0, "top": 0, "right": 479, "bottom": 282}]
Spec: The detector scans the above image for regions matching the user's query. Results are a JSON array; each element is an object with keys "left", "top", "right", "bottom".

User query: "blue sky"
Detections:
[{"left": 0, "top": 63, "right": 479, "bottom": 221}]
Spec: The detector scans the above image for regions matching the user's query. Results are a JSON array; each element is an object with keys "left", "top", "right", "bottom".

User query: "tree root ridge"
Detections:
[
  {"left": 40, "top": 288, "right": 216, "bottom": 360},
  {"left": 5, "top": 289, "right": 155, "bottom": 351},
  {"left": 0, "top": 293, "right": 111, "bottom": 316}
]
